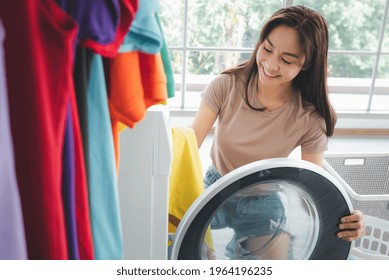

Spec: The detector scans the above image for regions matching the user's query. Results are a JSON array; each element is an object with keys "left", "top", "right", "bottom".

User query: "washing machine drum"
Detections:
[{"left": 171, "top": 158, "right": 353, "bottom": 260}]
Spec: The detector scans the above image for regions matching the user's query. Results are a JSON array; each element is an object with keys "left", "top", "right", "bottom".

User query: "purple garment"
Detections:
[
  {"left": 61, "top": 101, "right": 79, "bottom": 260},
  {"left": 55, "top": 0, "right": 120, "bottom": 259},
  {"left": 0, "top": 20, "right": 27, "bottom": 260},
  {"left": 56, "top": 0, "right": 120, "bottom": 45}
]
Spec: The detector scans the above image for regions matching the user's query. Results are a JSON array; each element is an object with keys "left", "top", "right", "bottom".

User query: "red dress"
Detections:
[{"left": 0, "top": 0, "right": 93, "bottom": 259}]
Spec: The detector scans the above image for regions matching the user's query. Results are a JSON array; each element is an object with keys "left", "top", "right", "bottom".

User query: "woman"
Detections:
[{"left": 191, "top": 5, "right": 365, "bottom": 259}]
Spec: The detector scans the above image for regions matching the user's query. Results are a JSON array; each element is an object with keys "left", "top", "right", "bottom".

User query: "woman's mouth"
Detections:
[{"left": 263, "top": 66, "right": 279, "bottom": 78}]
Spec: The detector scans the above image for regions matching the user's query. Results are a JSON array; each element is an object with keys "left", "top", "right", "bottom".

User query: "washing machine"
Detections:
[{"left": 170, "top": 158, "right": 354, "bottom": 260}]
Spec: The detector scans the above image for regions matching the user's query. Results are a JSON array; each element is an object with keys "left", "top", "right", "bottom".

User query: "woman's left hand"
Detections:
[{"left": 337, "top": 210, "right": 366, "bottom": 241}]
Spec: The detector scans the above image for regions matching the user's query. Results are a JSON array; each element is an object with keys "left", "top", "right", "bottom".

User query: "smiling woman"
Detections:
[{"left": 189, "top": 5, "right": 366, "bottom": 259}]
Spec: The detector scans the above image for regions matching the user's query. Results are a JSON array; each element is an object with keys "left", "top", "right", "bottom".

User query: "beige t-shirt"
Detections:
[{"left": 202, "top": 73, "right": 328, "bottom": 175}]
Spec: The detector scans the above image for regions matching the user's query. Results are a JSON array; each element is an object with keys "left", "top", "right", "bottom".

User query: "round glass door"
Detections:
[
  {"left": 200, "top": 180, "right": 320, "bottom": 260},
  {"left": 171, "top": 158, "right": 353, "bottom": 260}
]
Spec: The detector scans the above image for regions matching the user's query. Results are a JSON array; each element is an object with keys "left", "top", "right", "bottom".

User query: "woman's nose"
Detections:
[{"left": 266, "top": 56, "right": 280, "bottom": 71}]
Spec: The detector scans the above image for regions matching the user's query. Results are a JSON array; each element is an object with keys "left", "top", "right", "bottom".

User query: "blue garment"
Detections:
[
  {"left": 204, "top": 165, "right": 286, "bottom": 260},
  {"left": 0, "top": 20, "right": 27, "bottom": 260},
  {"left": 87, "top": 54, "right": 122, "bottom": 259},
  {"left": 119, "top": 0, "right": 163, "bottom": 54}
]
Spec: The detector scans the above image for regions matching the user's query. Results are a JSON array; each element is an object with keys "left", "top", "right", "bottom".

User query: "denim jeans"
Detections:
[{"left": 203, "top": 165, "right": 286, "bottom": 259}]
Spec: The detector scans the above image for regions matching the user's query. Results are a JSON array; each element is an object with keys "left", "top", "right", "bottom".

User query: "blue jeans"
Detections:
[{"left": 204, "top": 165, "right": 287, "bottom": 259}]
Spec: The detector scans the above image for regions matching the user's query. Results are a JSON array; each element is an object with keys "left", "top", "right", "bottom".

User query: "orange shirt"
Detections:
[{"left": 108, "top": 51, "right": 168, "bottom": 166}]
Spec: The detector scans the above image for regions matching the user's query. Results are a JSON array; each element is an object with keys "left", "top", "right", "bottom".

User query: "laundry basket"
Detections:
[{"left": 323, "top": 153, "right": 389, "bottom": 260}]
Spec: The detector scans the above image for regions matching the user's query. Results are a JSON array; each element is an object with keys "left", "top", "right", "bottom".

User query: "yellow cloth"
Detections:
[{"left": 169, "top": 125, "right": 214, "bottom": 251}]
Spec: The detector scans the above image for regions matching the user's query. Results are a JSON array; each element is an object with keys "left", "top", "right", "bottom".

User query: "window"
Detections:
[{"left": 159, "top": 0, "right": 389, "bottom": 129}]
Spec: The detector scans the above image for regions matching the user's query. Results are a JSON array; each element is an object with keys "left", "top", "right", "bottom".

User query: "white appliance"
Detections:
[
  {"left": 117, "top": 105, "right": 172, "bottom": 260},
  {"left": 171, "top": 158, "right": 354, "bottom": 260}
]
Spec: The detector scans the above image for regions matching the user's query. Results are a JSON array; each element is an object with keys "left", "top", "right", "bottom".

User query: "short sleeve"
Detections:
[
  {"left": 201, "top": 74, "right": 230, "bottom": 114},
  {"left": 58, "top": 0, "right": 138, "bottom": 57},
  {"left": 119, "top": 0, "right": 163, "bottom": 54},
  {"left": 57, "top": 0, "right": 120, "bottom": 45},
  {"left": 300, "top": 117, "right": 328, "bottom": 153}
]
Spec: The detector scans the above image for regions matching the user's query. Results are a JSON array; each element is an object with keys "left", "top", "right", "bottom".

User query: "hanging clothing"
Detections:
[
  {"left": 119, "top": 0, "right": 163, "bottom": 54},
  {"left": 58, "top": 0, "right": 138, "bottom": 260},
  {"left": 57, "top": 0, "right": 138, "bottom": 58},
  {"left": 0, "top": 0, "right": 94, "bottom": 259},
  {"left": 70, "top": 49, "right": 123, "bottom": 260},
  {"left": 69, "top": 78, "right": 95, "bottom": 260},
  {"left": 104, "top": 0, "right": 175, "bottom": 169},
  {"left": 0, "top": 0, "right": 75, "bottom": 259},
  {"left": 107, "top": 51, "right": 168, "bottom": 166},
  {"left": 61, "top": 101, "right": 79, "bottom": 260},
  {"left": 56, "top": 0, "right": 120, "bottom": 47},
  {"left": 155, "top": 13, "right": 175, "bottom": 98},
  {"left": 73, "top": 47, "right": 94, "bottom": 179},
  {"left": 60, "top": 49, "right": 122, "bottom": 261},
  {"left": 83, "top": 0, "right": 139, "bottom": 57},
  {"left": 58, "top": 0, "right": 136, "bottom": 183},
  {"left": 86, "top": 54, "right": 123, "bottom": 259},
  {"left": 57, "top": 0, "right": 119, "bottom": 189},
  {"left": 117, "top": 0, "right": 175, "bottom": 100},
  {"left": 0, "top": 19, "right": 27, "bottom": 260},
  {"left": 57, "top": 7, "right": 116, "bottom": 258}
]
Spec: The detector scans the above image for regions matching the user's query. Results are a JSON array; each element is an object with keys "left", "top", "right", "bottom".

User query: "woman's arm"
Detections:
[
  {"left": 302, "top": 151, "right": 366, "bottom": 241},
  {"left": 191, "top": 100, "right": 218, "bottom": 148},
  {"left": 302, "top": 152, "right": 324, "bottom": 166}
]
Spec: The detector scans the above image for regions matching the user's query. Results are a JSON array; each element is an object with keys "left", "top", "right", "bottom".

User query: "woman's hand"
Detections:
[{"left": 337, "top": 210, "right": 366, "bottom": 241}]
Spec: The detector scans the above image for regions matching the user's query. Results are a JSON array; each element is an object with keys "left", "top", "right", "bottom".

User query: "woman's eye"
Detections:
[
  {"left": 263, "top": 47, "right": 271, "bottom": 53},
  {"left": 282, "top": 58, "right": 292, "bottom": 64}
]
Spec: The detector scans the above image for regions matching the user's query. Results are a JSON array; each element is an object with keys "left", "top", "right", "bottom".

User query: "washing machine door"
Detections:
[{"left": 171, "top": 158, "right": 353, "bottom": 260}]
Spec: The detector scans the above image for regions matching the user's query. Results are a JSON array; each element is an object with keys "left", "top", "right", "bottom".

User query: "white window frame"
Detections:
[{"left": 166, "top": 0, "right": 389, "bottom": 132}]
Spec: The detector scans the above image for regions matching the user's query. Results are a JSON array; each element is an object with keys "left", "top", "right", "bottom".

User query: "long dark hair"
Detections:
[{"left": 222, "top": 5, "right": 336, "bottom": 136}]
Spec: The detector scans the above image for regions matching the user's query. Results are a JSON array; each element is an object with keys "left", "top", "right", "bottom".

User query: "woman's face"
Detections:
[{"left": 256, "top": 25, "right": 306, "bottom": 88}]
